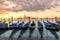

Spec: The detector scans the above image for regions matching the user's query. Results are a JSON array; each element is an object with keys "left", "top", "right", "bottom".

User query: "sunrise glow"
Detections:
[{"left": 0, "top": 0, "right": 60, "bottom": 18}]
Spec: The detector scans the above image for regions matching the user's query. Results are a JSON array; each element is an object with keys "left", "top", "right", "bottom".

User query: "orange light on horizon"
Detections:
[{"left": 0, "top": 7, "right": 60, "bottom": 18}]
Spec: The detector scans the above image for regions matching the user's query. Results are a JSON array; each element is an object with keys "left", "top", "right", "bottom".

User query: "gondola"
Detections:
[
  {"left": 56, "top": 20, "right": 60, "bottom": 24},
  {"left": 18, "top": 21, "right": 24, "bottom": 28},
  {"left": 18, "top": 21, "right": 29, "bottom": 29},
  {"left": 28, "top": 21, "right": 35, "bottom": 37},
  {"left": 0, "top": 21, "right": 2, "bottom": 23},
  {"left": 9, "top": 22, "right": 18, "bottom": 29},
  {"left": 22, "top": 22, "right": 29, "bottom": 29},
  {"left": 22, "top": 22, "right": 29, "bottom": 28},
  {"left": 29, "top": 21, "right": 35, "bottom": 29},
  {"left": 37, "top": 20, "right": 43, "bottom": 29},
  {"left": 0, "top": 21, "right": 4, "bottom": 27},
  {"left": 43, "top": 21, "right": 59, "bottom": 31},
  {"left": 0, "top": 21, "right": 8, "bottom": 29},
  {"left": 56, "top": 20, "right": 60, "bottom": 29},
  {"left": 37, "top": 20, "right": 43, "bottom": 39},
  {"left": 48, "top": 21, "right": 60, "bottom": 29}
]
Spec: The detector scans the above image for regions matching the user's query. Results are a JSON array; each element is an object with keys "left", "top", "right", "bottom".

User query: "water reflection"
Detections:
[
  {"left": 0, "top": 19, "right": 60, "bottom": 40},
  {"left": 29, "top": 28, "right": 35, "bottom": 37},
  {"left": 38, "top": 28, "right": 43, "bottom": 39},
  {"left": 0, "top": 27, "right": 59, "bottom": 40},
  {"left": 9, "top": 29, "right": 19, "bottom": 38},
  {"left": 49, "top": 30, "right": 58, "bottom": 40},
  {"left": 18, "top": 28, "right": 28, "bottom": 38},
  {"left": 0, "top": 29, "right": 8, "bottom": 35}
]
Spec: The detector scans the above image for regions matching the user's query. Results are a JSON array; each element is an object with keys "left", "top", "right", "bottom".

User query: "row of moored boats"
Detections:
[{"left": 0, "top": 19, "right": 60, "bottom": 31}]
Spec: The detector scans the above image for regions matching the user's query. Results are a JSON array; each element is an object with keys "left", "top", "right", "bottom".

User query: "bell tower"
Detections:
[{"left": 24, "top": 14, "right": 26, "bottom": 20}]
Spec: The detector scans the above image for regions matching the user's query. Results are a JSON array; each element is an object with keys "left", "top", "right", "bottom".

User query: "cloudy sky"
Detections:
[
  {"left": 0, "top": 0, "right": 60, "bottom": 11},
  {"left": 0, "top": 0, "right": 60, "bottom": 18}
]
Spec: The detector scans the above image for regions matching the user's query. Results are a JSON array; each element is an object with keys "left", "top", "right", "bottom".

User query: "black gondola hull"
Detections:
[{"left": 46, "top": 27, "right": 58, "bottom": 31}]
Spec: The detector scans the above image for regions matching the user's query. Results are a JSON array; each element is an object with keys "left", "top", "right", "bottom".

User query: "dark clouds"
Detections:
[{"left": 0, "top": 0, "right": 60, "bottom": 11}]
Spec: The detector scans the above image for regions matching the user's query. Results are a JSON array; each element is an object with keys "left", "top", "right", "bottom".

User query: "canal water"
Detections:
[{"left": 0, "top": 19, "right": 60, "bottom": 40}]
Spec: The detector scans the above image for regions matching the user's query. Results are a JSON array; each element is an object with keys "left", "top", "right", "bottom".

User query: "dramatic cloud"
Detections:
[{"left": 0, "top": 0, "right": 60, "bottom": 11}]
